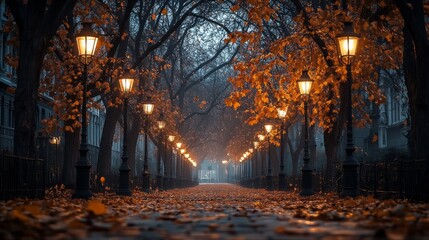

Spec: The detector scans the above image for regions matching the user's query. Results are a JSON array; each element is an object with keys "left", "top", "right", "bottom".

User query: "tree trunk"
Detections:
[
  {"left": 127, "top": 114, "right": 141, "bottom": 176},
  {"left": 396, "top": 0, "right": 429, "bottom": 161},
  {"left": 291, "top": 151, "right": 299, "bottom": 178},
  {"left": 97, "top": 106, "right": 121, "bottom": 179},
  {"left": 6, "top": 0, "right": 77, "bottom": 157},
  {"left": 61, "top": 122, "right": 80, "bottom": 187},
  {"left": 13, "top": 37, "right": 44, "bottom": 157},
  {"left": 323, "top": 130, "right": 340, "bottom": 188}
]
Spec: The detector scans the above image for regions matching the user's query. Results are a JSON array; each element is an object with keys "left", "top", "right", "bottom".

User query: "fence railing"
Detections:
[
  {"left": 359, "top": 158, "right": 429, "bottom": 201},
  {"left": 0, "top": 152, "right": 45, "bottom": 200}
]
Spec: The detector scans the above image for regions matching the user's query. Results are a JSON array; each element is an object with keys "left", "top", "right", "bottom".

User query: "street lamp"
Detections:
[
  {"left": 175, "top": 141, "right": 182, "bottom": 187},
  {"left": 49, "top": 136, "right": 61, "bottom": 184},
  {"left": 73, "top": 22, "right": 99, "bottom": 199},
  {"left": 257, "top": 134, "right": 265, "bottom": 188},
  {"left": 264, "top": 124, "right": 274, "bottom": 190},
  {"left": 298, "top": 70, "right": 314, "bottom": 196},
  {"left": 156, "top": 113, "right": 166, "bottom": 191},
  {"left": 117, "top": 70, "right": 134, "bottom": 196},
  {"left": 336, "top": 21, "right": 360, "bottom": 197},
  {"left": 142, "top": 96, "right": 155, "bottom": 193},
  {"left": 253, "top": 141, "right": 259, "bottom": 187},
  {"left": 165, "top": 135, "right": 175, "bottom": 189},
  {"left": 179, "top": 148, "right": 186, "bottom": 187},
  {"left": 277, "top": 106, "right": 288, "bottom": 190}
]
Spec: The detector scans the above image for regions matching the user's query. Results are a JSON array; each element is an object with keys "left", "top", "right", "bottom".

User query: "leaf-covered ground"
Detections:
[{"left": 1, "top": 184, "right": 429, "bottom": 239}]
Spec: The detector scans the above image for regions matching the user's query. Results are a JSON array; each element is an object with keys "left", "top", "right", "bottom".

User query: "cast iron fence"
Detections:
[
  {"left": 0, "top": 152, "right": 45, "bottom": 200},
  {"left": 359, "top": 158, "right": 429, "bottom": 201}
]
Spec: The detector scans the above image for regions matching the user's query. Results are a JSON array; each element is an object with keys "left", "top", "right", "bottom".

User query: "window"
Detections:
[{"left": 391, "top": 97, "right": 401, "bottom": 124}]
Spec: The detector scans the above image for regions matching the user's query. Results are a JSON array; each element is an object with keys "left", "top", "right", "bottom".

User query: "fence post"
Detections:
[
  {"left": 384, "top": 161, "right": 388, "bottom": 193},
  {"left": 399, "top": 160, "right": 403, "bottom": 199},
  {"left": 373, "top": 163, "right": 377, "bottom": 198}
]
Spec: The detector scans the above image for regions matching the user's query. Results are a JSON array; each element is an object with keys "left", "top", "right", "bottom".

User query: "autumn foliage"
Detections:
[{"left": 225, "top": 1, "right": 403, "bottom": 150}]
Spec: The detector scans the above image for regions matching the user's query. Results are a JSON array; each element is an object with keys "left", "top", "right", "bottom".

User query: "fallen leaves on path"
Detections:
[{"left": 0, "top": 184, "right": 428, "bottom": 239}]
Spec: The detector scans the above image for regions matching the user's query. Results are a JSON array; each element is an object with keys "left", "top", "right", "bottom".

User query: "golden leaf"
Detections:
[{"left": 87, "top": 200, "right": 107, "bottom": 216}]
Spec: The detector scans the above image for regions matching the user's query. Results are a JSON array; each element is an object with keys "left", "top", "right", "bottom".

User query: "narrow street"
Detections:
[{"left": 1, "top": 184, "right": 429, "bottom": 239}]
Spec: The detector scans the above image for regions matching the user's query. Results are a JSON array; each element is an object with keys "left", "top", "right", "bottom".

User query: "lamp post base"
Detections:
[
  {"left": 300, "top": 168, "right": 314, "bottom": 196},
  {"left": 265, "top": 175, "right": 273, "bottom": 190},
  {"left": 142, "top": 171, "right": 151, "bottom": 193},
  {"left": 73, "top": 164, "right": 92, "bottom": 199},
  {"left": 341, "top": 162, "right": 359, "bottom": 197},
  {"left": 117, "top": 166, "right": 132, "bottom": 196},
  {"left": 163, "top": 177, "right": 169, "bottom": 190},
  {"left": 278, "top": 173, "right": 287, "bottom": 191},
  {"left": 156, "top": 175, "right": 163, "bottom": 191},
  {"left": 259, "top": 176, "right": 265, "bottom": 189}
]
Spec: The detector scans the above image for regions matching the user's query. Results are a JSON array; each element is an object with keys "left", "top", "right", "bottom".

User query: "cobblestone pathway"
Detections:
[{"left": 1, "top": 184, "right": 429, "bottom": 239}]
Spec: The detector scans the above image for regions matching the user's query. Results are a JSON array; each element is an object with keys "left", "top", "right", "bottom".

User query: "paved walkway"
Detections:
[{"left": 1, "top": 184, "right": 429, "bottom": 239}]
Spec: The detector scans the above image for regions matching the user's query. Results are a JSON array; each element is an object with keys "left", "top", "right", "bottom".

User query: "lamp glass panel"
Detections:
[
  {"left": 142, "top": 103, "right": 155, "bottom": 115},
  {"left": 253, "top": 141, "right": 259, "bottom": 148},
  {"left": 157, "top": 120, "right": 166, "bottom": 129},
  {"left": 76, "top": 36, "right": 98, "bottom": 64},
  {"left": 265, "top": 124, "right": 273, "bottom": 133},
  {"left": 298, "top": 80, "right": 313, "bottom": 95},
  {"left": 119, "top": 78, "right": 134, "bottom": 94}
]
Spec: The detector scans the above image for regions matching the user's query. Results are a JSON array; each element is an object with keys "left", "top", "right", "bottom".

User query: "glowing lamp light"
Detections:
[
  {"left": 265, "top": 124, "right": 273, "bottom": 134},
  {"left": 336, "top": 22, "right": 359, "bottom": 65},
  {"left": 253, "top": 141, "right": 259, "bottom": 149},
  {"left": 277, "top": 106, "right": 288, "bottom": 120},
  {"left": 249, "top": 148, "right": 253, "bottom": 153},
  {"left": 168, "top": 135, "right": 175, "bottom": 142},
  {"left": 257, "top": 134, "right": 265, "bottom": 141},
  {"left": 184, "top": 153, "right": 190, "bottom": 158},
  {"left": 180, "top": 149, "right": 186, "bottom": 154},
  {"left": 75, "top": 22, "right": 99, "bottom": 65},
  {"left": 157, "top": 113, "right": 166, "bottom": 130},
  {"left": 119, "top": 70, "right": 134, "bottom": 95},
  {"left": 297, "top": 70, "right": 314, "bottom": 95},
  {"left": 142, "top": 97, "right": 155, "bottom": 115},
  {"left": 176, "top": 142, "right": 182, "bottom": 149},
  {"left": 49, "top": 136, "right": 61, "bottom": 145},
  {"left": 222, "top": 160, "right": 228, "bottom": 164}
]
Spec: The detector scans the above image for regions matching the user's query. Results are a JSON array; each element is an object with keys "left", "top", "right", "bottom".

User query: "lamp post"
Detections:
[
  {"left": 73, "top": 22, "right": 99, "bottom": 199},
  {"left": 257, "top": 134, "right": 265, "bottom": 188},
  {"left": 180, "top": 148, "right": 186, "bottom": 187},
  {"left": 117, "top": 70, "right": 134, "bottom": 196},
  {"left": 253, "top": 141, "right": 259, "bottom": 188},
  {"left": 264, "top": 124, "right": 274, "bottom": 190},
  {"left": 248, "top": 147, "right": 251, "bottom": 187},
  {"left": 175, "top": 142, "right": 182, "bottom": 188},
  {"left": 155, "top": 114, "right": 166, "bottom": 191},
  {"left": 277, "top": 106, "right": 288, "bottom": 190},
  {"left": 298, "top": 70, "right": 314, "bottom": 196},
  {"left": 166, "top": 135, "right": 175, "bottom": 189},
  {"left": 184, "top": 153, "right": 190, "bottom": 186},
  {"left": 336, "top": 22, "right": 360, "bottom": 197},
  {"left": 142, "top": 96, "right": 155, "bottom": 193}
]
